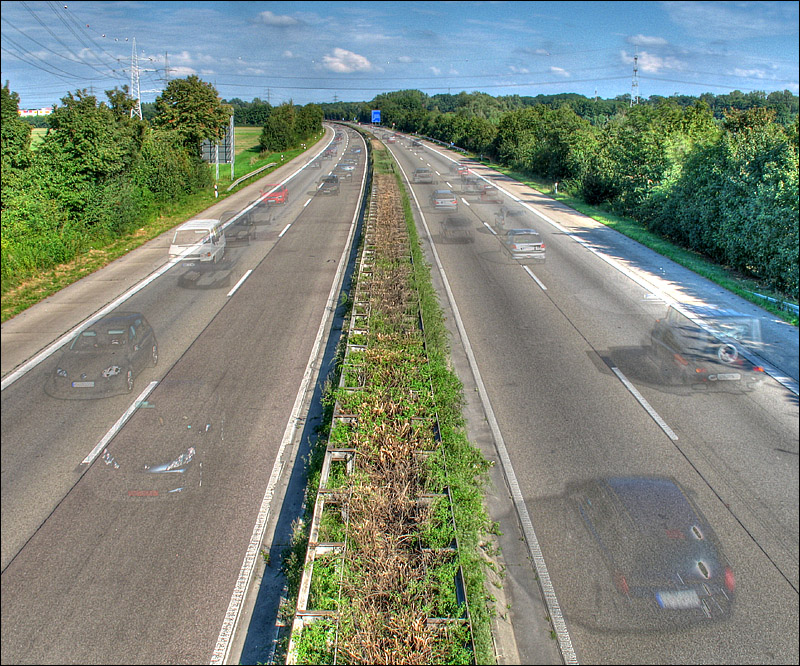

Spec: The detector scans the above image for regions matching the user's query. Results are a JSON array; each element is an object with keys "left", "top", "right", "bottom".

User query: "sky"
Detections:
[{"left": 1, "top": 1, "right": 798, "bottom": 110}]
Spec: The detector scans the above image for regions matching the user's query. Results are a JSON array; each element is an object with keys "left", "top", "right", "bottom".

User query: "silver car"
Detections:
[
  {"left": 503, "top": 229, "right": 546, "bottom": 261},
  {"left": 430, "top": 189, "right": 458, "bottom": 211},
  {"left": 413, "top": 167, "right": 434, "bottom": 184}
]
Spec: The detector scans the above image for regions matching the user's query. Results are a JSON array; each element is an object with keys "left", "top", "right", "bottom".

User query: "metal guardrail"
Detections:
[
  {"left": 748, "top": 291, "right": 799, "bottom": 315},
  {"left": 225, "top": 162, "right": 277, "bottom": 192}
]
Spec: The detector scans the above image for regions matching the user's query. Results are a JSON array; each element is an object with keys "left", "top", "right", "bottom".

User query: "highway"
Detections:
[
  {"left": 381, "top": 130, "right": 799, "bottom": 664},
  {"left": 1, "top": 124, "right": 367, "bottom": 664},
  {"left": 1, "top": 122, "right": 797, "bottom": 665}
]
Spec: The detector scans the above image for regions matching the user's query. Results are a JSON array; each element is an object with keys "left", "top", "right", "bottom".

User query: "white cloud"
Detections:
[
  {"left": 662, "top": 0, "right": 797, "bottom": 38},
  {"left": 257, "top": 11, "right": 300, "bottom": 27},
  {"left": 169, "top": 66, "right": 197, "bottom": 77},
  {"left": 550, "top": 66, "right": 570, "bottom": 77},
  {"left": 509, "top": 65, "right": 530, "bottom": 74},
  {"left": 283, "top": 50, "right": 296, "bottom": 58},
  {"left": 621, "top": 50, "right": 687, "bottom": 73},
  {"left": 733, "top": 68, "right": 768, "bottom": 79},
  {"left": 430, "top": 66, "right": 442, "bottom": 76},
  {"left": 321, "top": 48, "right": 373, "bottom": 73},
  {"left": 628, "top": 34, "right": 669, "bottom": 47},
  {"left": 396, "top": 56, "right": 414, "bottom": 63}
]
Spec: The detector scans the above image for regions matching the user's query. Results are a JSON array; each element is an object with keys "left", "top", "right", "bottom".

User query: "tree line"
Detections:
[
  {"left": 330, "top": 89, "right": 798, "bottom": 299},
  {"left": 1, "top": 77, "right": 322, "bottom": 291}
]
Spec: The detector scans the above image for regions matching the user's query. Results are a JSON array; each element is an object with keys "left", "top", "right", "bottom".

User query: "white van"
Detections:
[{"left": 169, "top": 219, "right": 226, "bottom": 265}]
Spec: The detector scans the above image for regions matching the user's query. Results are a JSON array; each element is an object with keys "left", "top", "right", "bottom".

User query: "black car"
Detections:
[
  {"left": 46, "top": 312, "right": 158, "bottom": 398},
  {"left": 650, "top": 305, "right": 765, "bottom": 391},
  {"left": 318, "top": 174, "right": 340, "bottom": 195},
  {"left": 575, "top": 476, "right": 735, "bottom": 627}
]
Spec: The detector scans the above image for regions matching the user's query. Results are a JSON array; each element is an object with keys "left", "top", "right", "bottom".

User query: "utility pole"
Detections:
[
  {"left": 164, "top": 52, "right": 171, "bottom": 82},
  {"left": 130, "top": 38, "right": 142, "bottom": 119},
  {"left": 630, "top": 49, "right": 639, "bottom": 107}
]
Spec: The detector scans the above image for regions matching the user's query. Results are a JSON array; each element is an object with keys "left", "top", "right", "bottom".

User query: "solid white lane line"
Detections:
[
  {"left": 211, "top": 134, "right": 369, "bottom": 666},
  {"left": 523, "top": 265, "right": 548, "bottom": 291},
  {"left": 391, "top": 155, "right": 578, "bottom": 665},
  {"left": 81, "top": 381, "right": 159, "bottom": 465},
  {"left": 611, "top": 367, "right": 678, "bottom": 441},
  {"left": 227, "top": 270, "right": 253, "bottom": 297}
]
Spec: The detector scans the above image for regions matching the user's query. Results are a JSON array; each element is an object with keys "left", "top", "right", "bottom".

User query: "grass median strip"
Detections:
[{"left": 278, "top": 152, "right": 496, "bottom": 664}]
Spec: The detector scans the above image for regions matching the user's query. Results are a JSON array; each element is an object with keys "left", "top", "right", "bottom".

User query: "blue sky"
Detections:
[{"left": 2, "top": 1, "right": 798, "bottom": 110}]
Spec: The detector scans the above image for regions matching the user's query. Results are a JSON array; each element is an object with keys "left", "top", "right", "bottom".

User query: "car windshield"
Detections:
[
  {"left": 508, "top": 232, "right": 540, "bottom": 243},
  {"left": 70, "top": 328, "right": 128, "bottom": 350},
  {"left": 172, "top": 230, "right": 209, "bottom": 246}
]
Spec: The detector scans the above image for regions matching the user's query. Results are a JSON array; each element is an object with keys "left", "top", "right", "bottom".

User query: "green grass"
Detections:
[{"left": 1, "top": 131, "right": 326, "bottom": 323}]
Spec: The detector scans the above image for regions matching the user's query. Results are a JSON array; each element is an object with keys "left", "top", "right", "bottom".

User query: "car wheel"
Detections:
[
  {"left": 152, "top": 344, "right": 159, "bottom": 367},
  {"left": 126, "top": 369, "right": 134, "bottom": 392}
]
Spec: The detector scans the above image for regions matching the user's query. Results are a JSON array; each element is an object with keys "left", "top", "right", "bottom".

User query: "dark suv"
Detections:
[{"left": 650, "top": 305, "right": 765, "bottom": 391}]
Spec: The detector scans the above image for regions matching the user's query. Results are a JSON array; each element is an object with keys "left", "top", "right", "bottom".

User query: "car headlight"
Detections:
[
  {"left": 56, "top": 368, "right": 68, "bottom": 378},
  {"left": 102, "top": 365, "right": 122, "bottom": 378}
]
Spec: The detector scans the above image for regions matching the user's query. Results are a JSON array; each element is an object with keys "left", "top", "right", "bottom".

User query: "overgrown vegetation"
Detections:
[
  {"left": 324, "top": 89, "right": 799, "bottom": 304},
  {"left": 0, "top": 80, "right": 324, "bottom": 322},
  {"left": 282, "top": 149, "right": 495, "bottom": 664}
]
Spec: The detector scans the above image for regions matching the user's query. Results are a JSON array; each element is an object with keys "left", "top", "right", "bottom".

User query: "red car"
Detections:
[{"left": 262, "top": 184, "right": 288, "bottom": 205}]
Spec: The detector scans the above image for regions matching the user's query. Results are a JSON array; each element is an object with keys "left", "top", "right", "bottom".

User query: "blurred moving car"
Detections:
[
  {"left": 333, "top": 163, "right": 355, "bottom": 180},
  {"left": 502, "top": 229, "right": 546, "bottom": 261},
  {"left": 412, "top": 167, "right": 435, "bottom": 184},
  {"left": 46, "top": 312, "right": 158, "bottom": 398},
  {"left": 461, "top": 175, "right": 484, "bottom": 195},
  {"left": 575, "top": 476, "right": 735, "bottom": 625},
  {"left": 650, "top": 305, "right": 765, "bottom": 391},
  {"left": 480, "top": 183, "right": 503, "bottom": 203},
  {"left": 453, "top": 162, "right": 470, "bottom": 176},
  {"left": 318, "top": 174, "right": 340, "bottom": 195},
  {"left": 430, "top": 189, "right": 458, "bottom": 211},
  {"left": 262, "top": 184, "right": 289, "bottom": 205},
  {"left": 169, "top": 219, "right": 226, "bottom": 266},
  {"left": 94, "top": 413, "right": 212, "bottom": 500},
  {"left": 224, "top": 213, "right": 256, "bottom": 246},
  {"left": 441, "top": 215, "right": 473, "bottom": 243}
]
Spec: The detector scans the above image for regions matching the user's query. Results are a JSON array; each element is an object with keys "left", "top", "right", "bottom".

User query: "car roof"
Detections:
[
  {"left": 433, "top": 189, "right": 454, "bottom": 195},
  {"left": 506, "top": 228, "right": 539, "bottom": 234},
  {"left": 178, "top": 219, "right": 221, "bottom": 230}
]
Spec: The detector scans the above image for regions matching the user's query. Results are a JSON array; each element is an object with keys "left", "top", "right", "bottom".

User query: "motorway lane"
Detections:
[
  {"left": 0, "top": 126, "right": 367, "bottom": 664},
  {"left": 0, "top": 125, "right": 364, "bottom": 570},
  {"left": 383, "top": 133, "right": 799, "bottom": 664}
]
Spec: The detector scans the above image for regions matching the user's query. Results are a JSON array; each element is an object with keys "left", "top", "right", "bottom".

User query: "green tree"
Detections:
[
  {"left": 259, "top": 102, "right": 296, "bottom": 152},
  {"left": 152, "top": 75, "right": 232, "bottom": 155},
  {"left": 1, "top": 83, "right": 32, "bottom": 208}
]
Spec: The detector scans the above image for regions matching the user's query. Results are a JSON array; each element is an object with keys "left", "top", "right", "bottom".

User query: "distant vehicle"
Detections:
[
  {"left": 461, "top": 175, "right": 483, "bottom": 195},
  {"left": 453, "top": 162, "right": 470, "bottom": 176},
  {"left": 480, "top": 184, "right": 503, "bottom": 203},
  {"left": 494, "top": 205, "right": 528, "bottom": 229},
  {"left": 169, "top": 219, "right": 226, "bottom": 265},
  {"left": 318, "top": 174, "right": 340, "bottom": 195},
  {"left": 350, "top": 147, "right": 362, "bottom": 154},
  {"left": 412, "top": 167, "right": 435, "bottom": 184},
  {"left": 441, "top": 215, "right": 472, "bottom": 243},
  {"left": 309, "top": 159, "right": 322, "bottom": 169},
  {"left": 411, "top": 139, "right": 422, "bottom": 148},
  {"left": 322, "top": 148, "right": 336, "bottom": 159},
  {"left": 46, "top": 312, "right": 158, "bottom": 398},
  {"left": 502, "top": 229, "right": 546, "bottom": 261},
  {"left": 262, "top": 184, "right": 288, "bottom": 205},
  {"left": 650, "top": 305, "right": 765, "bottom": 391},
  {"left": 222, "top": 211, "right": 256, "bottom": 247},
  {"left": 574, "top": 476, "right": 735, "bottom": 625},
  {"left": 387, "top": 135, "right": 397, "bottom": 144},
  {"left": 430, "top": 189, "right": 458, "bottom": 211},
  {"left": 334, "top": 164, "right": 354, "bottom": 180}
]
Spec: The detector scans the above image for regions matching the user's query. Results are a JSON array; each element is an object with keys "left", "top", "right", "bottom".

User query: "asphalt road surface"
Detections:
[
  {"left": 1, "top": 125, "right": 367, "bottom": 664},
  {"left": 381, "top": 130, "right": 798, "bottom": 665}
]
